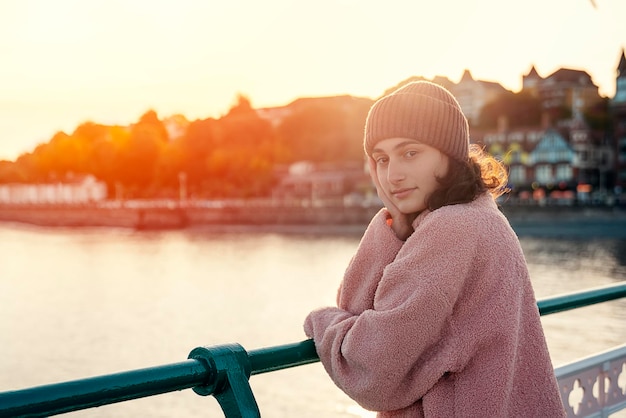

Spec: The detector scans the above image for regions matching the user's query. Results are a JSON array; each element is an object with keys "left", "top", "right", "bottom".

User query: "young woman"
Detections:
[{"left": 304, "top": 81, "right": 566, "bottom": 417}]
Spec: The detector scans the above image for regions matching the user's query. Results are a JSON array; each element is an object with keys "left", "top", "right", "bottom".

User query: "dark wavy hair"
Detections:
[{"left": 427, "top": 144, "right": 509, "bottom": 211}]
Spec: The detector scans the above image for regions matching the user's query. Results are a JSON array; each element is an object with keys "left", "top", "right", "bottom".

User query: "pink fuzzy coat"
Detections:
[{"left": 304, "top": 193, "right": 566, "bottom": 417}]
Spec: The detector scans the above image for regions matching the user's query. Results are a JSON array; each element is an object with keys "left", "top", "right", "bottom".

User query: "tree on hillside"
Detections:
[
  {"left": 207, "top": 95, "right": 280, "bottom": 197},
  {"left": 29, "top": 140, "right": 59, "bottom": 181},
  {"left": 49, "top": 132, "right": 88, "bottom": 176},
  {"left": 177, "top": 117, "right": 220, "bottom": 197},
  {"left": 226, "top": 94, "right": 254, "bottom": 116},
  {"left": 68, "top": 122, "right": 114, "bottom": 178},
  {"left": 13, "top": 152, "right": 41, "bottom": 183},
  {"left": 0, "top": 159, "right": 25, "bottom": 183},
  {"left": 153, "top": 140, "right": 185, "bottom": 198},
  {"left": 584, "top": 97, "right": 610, "bottom": 130},
  {"left": 88, "top": 125, "right": 130, "bottom": 196},
  {"left": 116, "top": 110, "right": 169, "bottom": 197},
  {"left": 478, "top": 91, "right": 542, "bottom": 128},
  {"left": 137, "top": 110, "right": 170, "bottom": 142},
  {"left": 342, "top": 97, "right": 375, "bottom": 160},
  {"left": 277, "top": 97, "right": 371, "bottom": 164}
]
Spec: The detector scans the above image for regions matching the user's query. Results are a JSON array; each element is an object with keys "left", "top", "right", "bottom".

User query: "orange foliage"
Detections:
[{"left": 0, "top": 95, "right": 373, "bottom": 198}]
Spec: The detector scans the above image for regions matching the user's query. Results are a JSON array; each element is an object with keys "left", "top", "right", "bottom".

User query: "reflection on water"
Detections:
[
  {"left": 0, "top": 224, "right": 625, "bottom": 417},
  {"left": 520, "top": 237, "right": 626, "bottom": 375}
]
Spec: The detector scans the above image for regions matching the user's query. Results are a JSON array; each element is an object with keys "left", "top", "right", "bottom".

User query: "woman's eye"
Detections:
[
  {"left": 375, "top": 157, "right": 388, "bottom": 164},
  {"left": 405, "top": 150, "right": 418, "bottom": 158}
]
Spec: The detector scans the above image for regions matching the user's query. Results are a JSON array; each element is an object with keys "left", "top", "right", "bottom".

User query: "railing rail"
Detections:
[
  {"left": 0, "top": 281, "right": 625, "bottom": 418},
  {"left": 0, "top": 340, "right": 318, "bottom": 418},
  {"left": 537, "top": 282, "right": 626, "bottom": 315}
]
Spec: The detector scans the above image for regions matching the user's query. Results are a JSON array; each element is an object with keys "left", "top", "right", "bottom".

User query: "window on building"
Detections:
[
  {"left": 555, "top": 164, "right": 573, "bottom": 181},
  {"left": 559, "top": 150, "right": 571, "bottom": 162},
  {"left": 509, "top": 165, "right": 526, "bottom": 184},
  {"left": 536, "top": 165, "right": 553, "bottom": 184}
]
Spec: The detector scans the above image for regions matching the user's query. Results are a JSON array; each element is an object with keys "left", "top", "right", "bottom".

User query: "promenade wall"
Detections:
[
  {"left": 1, "top": 202, "right": 625, "bottom": 238},
  {"left": 0, "top": 203, "right": 381, "bottom": 229}
]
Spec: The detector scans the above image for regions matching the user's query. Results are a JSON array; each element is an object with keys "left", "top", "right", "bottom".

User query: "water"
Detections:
[{"left": 0, "top": 222, "right": 625, "bottom": 417}]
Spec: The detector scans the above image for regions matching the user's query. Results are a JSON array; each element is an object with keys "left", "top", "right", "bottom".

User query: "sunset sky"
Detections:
[{"left": 1, "top": 0, "right": 625, "bottom": 161}]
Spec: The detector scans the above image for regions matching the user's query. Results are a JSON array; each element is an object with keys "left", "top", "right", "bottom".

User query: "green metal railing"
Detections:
[{"left": 1, "top": 281, "right": 625, "bottom": 418}]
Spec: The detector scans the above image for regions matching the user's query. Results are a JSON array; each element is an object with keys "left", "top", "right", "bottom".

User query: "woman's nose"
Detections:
[{"left": 387, "top": 160, "right": 405, "bottom": 183}]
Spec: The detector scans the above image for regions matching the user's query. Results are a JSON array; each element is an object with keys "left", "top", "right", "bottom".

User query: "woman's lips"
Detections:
[{"left": 391, "top": 187, "right": 415, "bottom": 199}]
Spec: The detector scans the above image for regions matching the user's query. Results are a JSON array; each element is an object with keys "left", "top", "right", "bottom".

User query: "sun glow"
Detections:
[{"left": 1, "top": 0, "right": 625, "bottom": 160}]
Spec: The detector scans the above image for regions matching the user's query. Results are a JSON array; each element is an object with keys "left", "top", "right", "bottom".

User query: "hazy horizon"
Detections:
[{"left": 2, "top": 0, "right": 625, "bottom": 160}]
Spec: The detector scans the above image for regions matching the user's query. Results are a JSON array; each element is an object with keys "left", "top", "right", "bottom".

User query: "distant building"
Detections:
[
  {"left": 258, "top": 54, "right": 622, "bottom": 204},
  {"left": 468, "top": 58, "right": 619, "bottom": 204},
  {"left": 529, "top": 129, "right": 575, "bottom": 186},
  {"left": 272, "top": 161, "right": 370, "bottom": 206},
  {"left": 522, "top": 65, "right": 542, "bottom": 95},
  {"left": 569, "top": 118, "right": 613, "bottom": 192},
  {"left": 451, "top": 69, "right": 509, "bottom": 126},
  {"left": 0, "top": 175, "right": 107, "bottom": 205},
  {"left": 522, "top": 65, "right": 603, "bottom": 128},
  {"left": 476, "top": 126, "right": 574, "bottom": 186},
  {"left": 479, "top": 123, "right": 544, "bottom": 189},
  {"left": 611, "top": 49, "right": 626, "bottom": 190}
]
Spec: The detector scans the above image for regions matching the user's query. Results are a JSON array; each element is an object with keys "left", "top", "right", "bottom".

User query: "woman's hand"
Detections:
[{"left": 368, "top": 158, "right": 416, "bottom": 240}]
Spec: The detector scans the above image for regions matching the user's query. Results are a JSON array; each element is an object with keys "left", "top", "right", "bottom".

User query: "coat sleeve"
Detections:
[
  {"left": 304, "top": 208, "right": 481, "bottom": 412},
  {"left": 336, "top": 208, "right": 404, "bottom": 313}
]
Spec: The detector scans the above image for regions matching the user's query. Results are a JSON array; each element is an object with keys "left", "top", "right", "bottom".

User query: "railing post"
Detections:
[{"left": 188, "top": 343, "right": 260, "bottom": 418}]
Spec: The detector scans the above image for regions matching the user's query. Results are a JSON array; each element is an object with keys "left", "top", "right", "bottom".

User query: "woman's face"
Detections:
[{"left": 371, "top": 137, "right": 450, "bottom": 214}]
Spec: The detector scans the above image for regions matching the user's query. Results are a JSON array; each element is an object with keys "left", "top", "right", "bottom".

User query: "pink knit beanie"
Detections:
[{"left": 364, "top": 81, "right": 469, "bottom": 162}]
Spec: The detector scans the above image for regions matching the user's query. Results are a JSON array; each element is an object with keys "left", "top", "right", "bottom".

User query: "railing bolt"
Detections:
[{"left": 188, "top": 343, "right": 261, "bottom": 418}]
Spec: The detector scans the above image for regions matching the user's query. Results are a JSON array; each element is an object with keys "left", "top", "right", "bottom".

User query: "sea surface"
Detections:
[{"left": 0, "top": 221, "right": 625, "bottom": 417}]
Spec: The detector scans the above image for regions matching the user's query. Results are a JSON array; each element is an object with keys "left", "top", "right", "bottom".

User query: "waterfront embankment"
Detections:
[
  {"left": 502, "top": 205, "right": 626, "bottom": 239},
  {"left": 0, "top": 203, "right": 381, "bottom": 230},
  {"left": 1, "top": 202, "right": 626, "bottom": 238}
]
